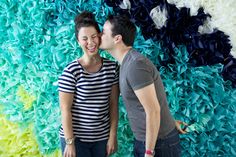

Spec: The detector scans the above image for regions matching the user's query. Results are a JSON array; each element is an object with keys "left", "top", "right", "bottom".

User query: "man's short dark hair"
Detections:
[{"left": 107, "top": 15, "right": 136, "bottom": 46}]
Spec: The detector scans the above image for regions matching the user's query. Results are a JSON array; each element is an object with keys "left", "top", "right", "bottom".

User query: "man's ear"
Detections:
[{"left": 114, "top": 34, "right": 122, "bottom": 44}]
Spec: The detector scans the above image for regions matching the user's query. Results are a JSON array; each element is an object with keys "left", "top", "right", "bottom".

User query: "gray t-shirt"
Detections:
[{"left": 119, "top": 49, "right": 175, "bottom": 141}]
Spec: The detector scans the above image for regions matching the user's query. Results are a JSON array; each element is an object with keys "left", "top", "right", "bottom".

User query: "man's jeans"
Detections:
[
  {"left": 61, "top": 137, "right": 107, "bottom": 157},
  {"left": 134, "top": 128, "right": 181, "bottom": 157}
]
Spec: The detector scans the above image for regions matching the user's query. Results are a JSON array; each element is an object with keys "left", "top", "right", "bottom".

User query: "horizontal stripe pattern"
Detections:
[{"left": 58, "top": 58, "right": 119, "bottom": 142}]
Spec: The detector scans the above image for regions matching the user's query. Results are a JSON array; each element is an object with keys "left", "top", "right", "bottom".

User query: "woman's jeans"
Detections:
[
  {"left": 134, "top": 128, "right": 181, "bottom": 157},
  {"left": 60, "top": 137, "right": 107, "bottom": 157}
]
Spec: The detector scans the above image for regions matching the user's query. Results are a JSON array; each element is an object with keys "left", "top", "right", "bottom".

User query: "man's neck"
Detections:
[{"left": 109, "top": 46, "right": 132, "bottom": 64}]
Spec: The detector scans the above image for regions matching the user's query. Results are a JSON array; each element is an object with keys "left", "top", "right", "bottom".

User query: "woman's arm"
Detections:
[
  {"left": 59, "top": 91, "right": 76, "bottom": 157},
  {"left": 107, "top": 84, "right": 119, "bottom": 156}
]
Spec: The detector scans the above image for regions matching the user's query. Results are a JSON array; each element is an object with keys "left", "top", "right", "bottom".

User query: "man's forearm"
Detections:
[{"left": 145, "top": 109, "right": 160, "bottom": 151}]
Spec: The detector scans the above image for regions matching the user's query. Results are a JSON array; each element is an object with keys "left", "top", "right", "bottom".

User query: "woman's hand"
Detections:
[
  {"left": 63, "top": 144, "right": 76, "bottom": 157},
  {"left": 106, "top": 135, "right": 117, "bottom": 156}
]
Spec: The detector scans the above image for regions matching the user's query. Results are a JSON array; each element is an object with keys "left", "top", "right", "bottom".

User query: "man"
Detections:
[{"left": 100, "top": 15, "right": 186, "bottom": 157}]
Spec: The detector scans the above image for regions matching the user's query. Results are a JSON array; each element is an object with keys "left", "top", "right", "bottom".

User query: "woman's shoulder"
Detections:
[
  {"left": 66, "top": 59, "right": 78, "bottom": 67},
  {"left": 64, "top": 59, "right": 80, "bottom": 70}
]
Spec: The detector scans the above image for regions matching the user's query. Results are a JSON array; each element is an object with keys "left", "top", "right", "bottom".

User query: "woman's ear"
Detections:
[
  {"left": 77, "top": 39, "right": 81, "bottom": 46},
  {"left": 77, "top": 36, "right": 81, "bottom": 46},
  {"left": 76, "top": 33, "right": 80, "bottom": 45}
]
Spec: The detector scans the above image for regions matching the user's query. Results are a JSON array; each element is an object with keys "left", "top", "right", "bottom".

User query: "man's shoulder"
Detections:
[{"left": 126, "top": 49, "right": 145, "bottom": 64}]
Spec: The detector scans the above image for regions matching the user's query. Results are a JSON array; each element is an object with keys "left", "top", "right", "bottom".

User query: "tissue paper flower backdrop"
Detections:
[{"left": 0, "top": 0, "right": 235, "bottom": 156}]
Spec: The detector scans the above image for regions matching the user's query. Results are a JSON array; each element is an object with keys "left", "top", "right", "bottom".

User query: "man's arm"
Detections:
[{"left": 134, "top": 83, "right": 161, "bottom": 157}]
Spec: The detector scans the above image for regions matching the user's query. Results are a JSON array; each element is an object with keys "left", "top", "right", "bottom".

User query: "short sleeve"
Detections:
[
  {"left": 127, "top": 58, "right": 154, "bottom": 90},
  {"left": 112, "top": 63, "right": 119, "bottom": 85},
  {"left": 58, "top": 67, "right": 76, "bottom": 93}
]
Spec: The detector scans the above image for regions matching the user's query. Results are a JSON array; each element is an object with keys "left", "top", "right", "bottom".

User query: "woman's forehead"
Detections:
[{"left": 78, "top": 26, "right": 98, "bottom": 36}]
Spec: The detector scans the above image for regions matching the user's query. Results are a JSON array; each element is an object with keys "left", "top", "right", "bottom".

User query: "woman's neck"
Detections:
[{"left": 80, "top": 54, "right": 101, "bottom": 65}]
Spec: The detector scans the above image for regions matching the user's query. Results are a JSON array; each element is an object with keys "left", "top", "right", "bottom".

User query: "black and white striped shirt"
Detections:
[{"left": 58, "top": 58, "right": 119, "bottom": 142}]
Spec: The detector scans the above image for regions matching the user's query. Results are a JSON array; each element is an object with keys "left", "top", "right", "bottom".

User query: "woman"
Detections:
[{"left": 58, "top": 11, "right": 119, "bottom": 157}]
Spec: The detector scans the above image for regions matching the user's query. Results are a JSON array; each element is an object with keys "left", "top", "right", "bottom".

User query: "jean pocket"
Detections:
[
  {"left": 168, "top": 139, "right": 181, "bottom": 156},
  {"left": 169, "top": 139, "right": 181, "bottom": 147},
  {"left": 134, "top": 140, "right": 145, "bottom": 155}
]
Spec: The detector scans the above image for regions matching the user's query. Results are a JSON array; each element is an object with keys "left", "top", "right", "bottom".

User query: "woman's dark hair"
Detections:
[
  {"left": 107, "top": 15, "right": 136, "bottom": 46},
  {"left": 74, "top": 11, "right": 100, "bottom": 40}
]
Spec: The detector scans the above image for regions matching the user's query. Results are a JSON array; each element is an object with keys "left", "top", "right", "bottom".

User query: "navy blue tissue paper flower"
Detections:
[
  {"left": 104, "top": 0, "right": 235, "bottom": 87},
  {"left": 187, "top": 29, "right": 232, "bottom": 66},
  {"left": 222, "top": 56, "right": 236, "bottom": 87}
]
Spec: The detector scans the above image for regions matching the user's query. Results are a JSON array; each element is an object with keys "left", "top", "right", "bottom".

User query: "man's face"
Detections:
[{"left": 100, "top": 21, "right": 115, "bottom": 51}]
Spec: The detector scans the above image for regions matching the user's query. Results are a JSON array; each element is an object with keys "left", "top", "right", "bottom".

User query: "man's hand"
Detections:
[{"left": 175, "top": 120, "right": 188, "bottom": 134}]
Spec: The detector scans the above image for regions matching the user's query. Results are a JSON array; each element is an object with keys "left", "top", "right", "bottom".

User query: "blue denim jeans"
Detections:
[
  {"left": 134, "top": 128, "right": 181, "bottom": 157},
  {"left": 60, "top": 137, "right": 108, "bottom": 157}
]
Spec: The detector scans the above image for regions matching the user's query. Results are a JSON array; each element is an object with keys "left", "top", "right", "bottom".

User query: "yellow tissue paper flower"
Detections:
[
  {"left": 16, "top": 86, "right": 36, "bottom": 110},
  {"left": 0, "top": 114, "right": 62, "bottom": 157},
  {"left": 0, "top": 114, "right": 41, "bottom": 156}
]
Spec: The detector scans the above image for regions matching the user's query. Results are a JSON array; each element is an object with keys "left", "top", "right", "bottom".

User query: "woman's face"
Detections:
[{"left": 77, "top": 26, "right": 100, "bottom": 56}]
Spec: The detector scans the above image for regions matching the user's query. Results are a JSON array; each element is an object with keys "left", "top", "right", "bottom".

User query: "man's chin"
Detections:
[{"left": 99, "top": 45, "right": 106, "bottom": 50}]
